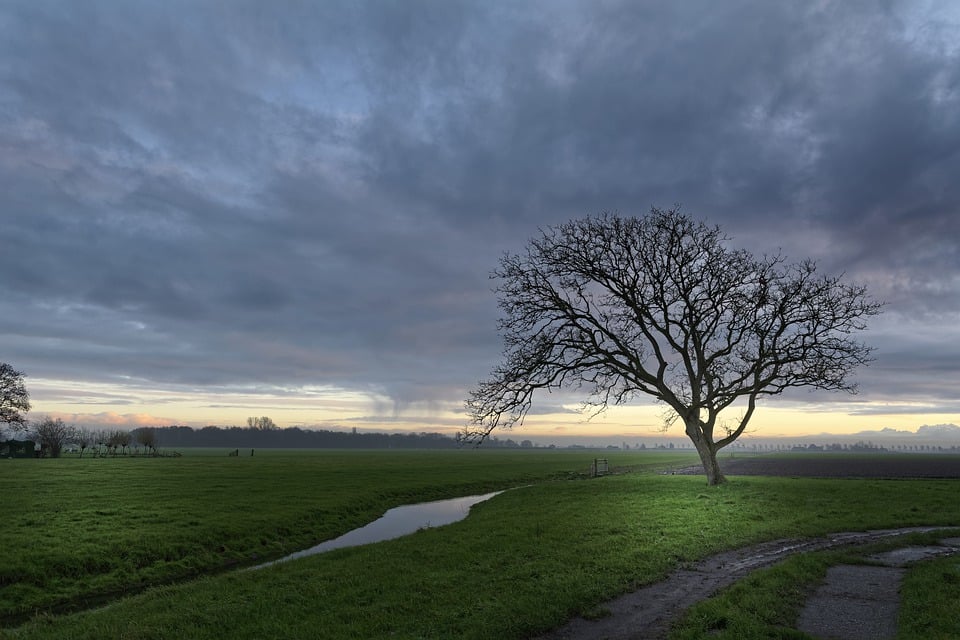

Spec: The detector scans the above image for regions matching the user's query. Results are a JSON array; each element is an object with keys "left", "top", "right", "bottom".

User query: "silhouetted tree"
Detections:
[
  {"left": 93, "top": 429, "right": 108, "bottom": 456},
  {"left": 1, "top": 362, "right": 31, "bottom": 431},
  {"left": 76, "top": 428, "right": 93, "bottom": 458},
  {"left": 466, "top": 209, "right": 881, "bottom": 485},
  {"left": 105, "top": 430, "right": 132, "bottom": 455},
  {"left": 106, "top": 430, "right": 119, "bottom": 455},
  {"left": 32, "top": 417, "right": 76, "bottom": 458},
  {"left": 136, "top": 428, "right": 158, "bottom": 455},
  {"left": 247, "top": 416, "right": 277, "bottom": 431},
  {"left": 117, "top": 430, "right": 132, "bottom": 454}
]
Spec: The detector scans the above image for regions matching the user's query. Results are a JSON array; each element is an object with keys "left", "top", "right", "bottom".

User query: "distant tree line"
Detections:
[
  {"left": 148, "top": 424, "right": 512, "bottom": 449},
  {"left": 0, "top": 418, "right": 161, "bottom": 458},
  {"left": 0, "top": 364, "right": 527, "bottom": 455},
  {"left": 143, "top": 421, "right": 553, "bottom": 450}
]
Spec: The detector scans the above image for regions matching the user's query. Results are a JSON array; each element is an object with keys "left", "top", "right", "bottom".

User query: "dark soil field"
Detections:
[{"left": 702, "top": 453, "right": 960, "bottom": 479}]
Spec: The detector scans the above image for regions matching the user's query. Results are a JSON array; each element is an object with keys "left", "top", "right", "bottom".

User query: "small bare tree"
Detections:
[
  {"left": 105, "top": 430, "right": 131, "bottom": 455},
  {"left": 466, "top": 209, "right": 881, "bottom": 485},
  {"left": 247, "top": 416, "right": 277, "bottom": 431},
  {"left": 137, "top": 428, "right": 158, "bottom": 455},
  {"left": 116, "top": 430, "right": 132, "bottom": 455},
  {"left": 93, "top": 430, "right": 107, "bottom": 456},
  {"left": 76, "top": 428, "right": 93, "bottom": 458},
  {"left": 32, "top": 417, "right": 76, "bottom": 458}
]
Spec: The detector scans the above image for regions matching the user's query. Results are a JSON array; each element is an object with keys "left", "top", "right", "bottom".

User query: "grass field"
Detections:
[
  {"left": 2, "top": 450, "right": 959, "bottom": 639},
  {"left": 0, "top": 448, "right": 694, "bottom": 623}
]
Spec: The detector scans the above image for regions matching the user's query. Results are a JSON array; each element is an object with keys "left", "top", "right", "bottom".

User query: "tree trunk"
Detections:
[
  {"left": 697, "top": 445, "right": 725, "bottom": 486},
  {"left": 686, "top": 420, "right": 726, "bottom": 485}
]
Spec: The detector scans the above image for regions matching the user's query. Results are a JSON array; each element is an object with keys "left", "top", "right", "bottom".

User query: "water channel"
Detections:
[{"left": 251, "top": 490, "right": 503, "bottom": 569}]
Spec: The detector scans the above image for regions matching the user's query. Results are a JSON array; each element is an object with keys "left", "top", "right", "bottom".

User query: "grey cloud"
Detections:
[
  {"left": 846, "top": 404, "right": 960, "bottom": 417},
  {"left": 1, "top": 1, "right": 959, "bottom": 419}
]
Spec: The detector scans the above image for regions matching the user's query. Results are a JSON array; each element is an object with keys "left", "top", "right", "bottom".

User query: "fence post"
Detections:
[{"left": 592, "top": 458, "right": 609, "bottom": 477}]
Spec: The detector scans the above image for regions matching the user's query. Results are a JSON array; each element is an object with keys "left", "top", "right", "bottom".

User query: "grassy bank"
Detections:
[
  {"left": 2, "top": 451, "right": 958, "bottom": 639},
  {"left": 0, "top": 448, "right": 694, "bottom": 622}
]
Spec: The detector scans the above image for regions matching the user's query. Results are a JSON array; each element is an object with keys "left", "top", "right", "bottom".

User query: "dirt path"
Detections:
[
  {"left": 795, "top": 564, "right": 905, "bottom": 640},
  {"left": 532, "top": 526, "right": 959, "bottom": 640},
  {"left": 795, "top": 538, "right": 960, "bottom": 640}
]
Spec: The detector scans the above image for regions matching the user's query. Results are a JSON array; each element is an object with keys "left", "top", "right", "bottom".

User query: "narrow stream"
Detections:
[{"left": 251, "top": 490, "right": 503, "bottom": 569}]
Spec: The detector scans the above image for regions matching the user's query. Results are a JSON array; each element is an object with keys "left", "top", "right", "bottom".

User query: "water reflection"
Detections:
[{"left": 252, "top": 491, "right": 502, "bottom": 569}]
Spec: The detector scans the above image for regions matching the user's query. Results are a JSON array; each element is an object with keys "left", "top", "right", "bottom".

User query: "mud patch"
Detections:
[
  {"left": 796, "top": 536, "right": 960, "bottom": 640},
  {"left": 796, "top": 565, "right": 904, "bottom": 640},
  {"left": 869, "top": 544, "right": 960, "bottom": 566}
]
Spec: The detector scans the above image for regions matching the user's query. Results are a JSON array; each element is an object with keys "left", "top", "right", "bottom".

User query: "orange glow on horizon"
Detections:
[{"left": 21, "top": 376, "right": 959, "bottom": 443}]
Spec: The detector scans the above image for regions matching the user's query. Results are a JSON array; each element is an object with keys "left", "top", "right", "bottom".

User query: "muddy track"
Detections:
[{"left": 533, "top": 526, "right": 960, "bottom": 640}]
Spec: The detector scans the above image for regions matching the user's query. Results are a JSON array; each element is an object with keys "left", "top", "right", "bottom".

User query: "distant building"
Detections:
[{"left": 1, "top": 439, "right": 36, "bottom": 458}]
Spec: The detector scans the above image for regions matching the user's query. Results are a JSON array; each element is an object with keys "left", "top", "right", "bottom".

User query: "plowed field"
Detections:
[{"left": 708, "top": 454, "right": 960, "bottom": 478}]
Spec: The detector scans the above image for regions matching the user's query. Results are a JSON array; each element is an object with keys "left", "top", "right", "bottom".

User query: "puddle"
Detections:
[
  {"left": 252, "top": 491, "right": 503, "bottom": 569},
  {"left": 869, "top": 542, "right": 960, "bottom": 567}
]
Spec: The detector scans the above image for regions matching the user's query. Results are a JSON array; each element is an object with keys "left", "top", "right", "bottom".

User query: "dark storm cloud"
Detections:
[{"left": 2, "top": 1, "right": 959, "bottom": 417}]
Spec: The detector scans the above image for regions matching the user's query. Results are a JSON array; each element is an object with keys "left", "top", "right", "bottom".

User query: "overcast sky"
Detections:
[{"left": 2, "top": 1, "right": 959, "bottom": 437}]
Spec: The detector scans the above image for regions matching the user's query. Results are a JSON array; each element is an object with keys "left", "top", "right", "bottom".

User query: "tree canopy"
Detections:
[
  {"left": 247, "top": 416, "right": 278, "bottom": 431},
  {"left": 0, "top": 362, "right": 31, "bottom": 430},
  {"left": 466, "top": 209, "right": 881, "bottom": 484},
  {"left": 31, "top": 417, "right": 76, "bottom": 458}
]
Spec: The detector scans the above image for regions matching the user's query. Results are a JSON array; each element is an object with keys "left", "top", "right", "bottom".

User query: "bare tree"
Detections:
[
  {"left": 105, "top": 430, "right": 119, "bottom": 455},
  {"left": 116, "top": 430, "right": 132, "bottom": 455},
  {"left": 136, "top": 427, "right": 158, "bottom": 455},
  {"left": 93, "top": 430, "right": 107, "bottom": 456},
  {"left": 466, "top": 209, "right": 881, "bottom": 485},
  {"left": 76, "top": 428, "right": 93, "bottom": 458},
  {"left": 247, "top": 416, "right": 277, "bottom": 431},
  {"left": 1, "top": 363, "right": 31, "bottom": 431},
  {"left": 105, "top": 430, "right": 131, "bottom": 455},
  {"left": 32, "top": 417, "right": 77, "bottom": 458}
]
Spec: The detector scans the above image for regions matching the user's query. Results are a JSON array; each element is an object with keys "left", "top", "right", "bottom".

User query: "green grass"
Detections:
[
  {"left": 2, "top": 451, "right": 959, "bottom": 639},
  {"left": 899, "top": 553, "right": 960, "bottom": 639},
  {"left": 0, "top": 448, "right": 695, "bottom": 622}
]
